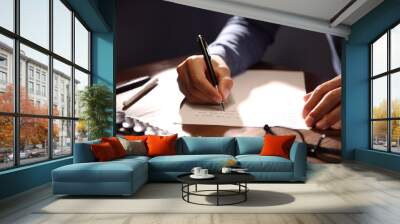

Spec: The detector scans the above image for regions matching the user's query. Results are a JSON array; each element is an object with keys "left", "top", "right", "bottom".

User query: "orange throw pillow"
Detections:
[
  {"left": 101, "top": 137, "right": 127, "bottom": 158},
  {"left": 124, "top": 135, "right": 148, "bottom": 141},
  {"left": 146, "top": 134, "right": 178, "bottom": 157},
  {"left": 91, "top": 142, "right": 117, "bottom": 162},
  {"left": 259, "top": 135, "right": 296, "bottom": 159}
]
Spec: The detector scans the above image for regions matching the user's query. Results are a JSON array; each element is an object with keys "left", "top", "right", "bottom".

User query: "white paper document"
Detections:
[{"left": 178, "top": 70, "right": 308, "bottom": 129}]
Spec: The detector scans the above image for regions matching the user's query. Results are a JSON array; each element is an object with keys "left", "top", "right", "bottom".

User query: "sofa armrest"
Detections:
[
  {"left": 289, "top": 142, "right": 307, "bottom": 181},
  {"left": 73, "top": 140, "right": 100, "bottom": 163}
]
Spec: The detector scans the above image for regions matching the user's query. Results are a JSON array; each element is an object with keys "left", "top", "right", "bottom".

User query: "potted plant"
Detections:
[{"left": 79, "top": 84, "right": 113, "bottom": 140}]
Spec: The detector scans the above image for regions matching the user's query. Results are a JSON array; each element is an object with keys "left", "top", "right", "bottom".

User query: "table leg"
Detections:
[
  {"left": 245, "top": 183, "right": 247, "bottom": 201},
  {"left": 217, "top": 184, "right": 219, "bottom": 206},
  {"left": 181, "top": 184, "right": 183, "bottom": 199},
  {"left": 187, "top": 184, "right": 190, "bottom": 202},
  {"left": 195, "top": 184, "right": 198, "bottom": 192}
]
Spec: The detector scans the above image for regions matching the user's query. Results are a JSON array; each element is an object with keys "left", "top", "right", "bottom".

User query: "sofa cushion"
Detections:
[
  {"left": 101, "top": 137, "right": 127, "bottom": 158},
  {"left": 124, "top": 135, "right": 148, "bottom": 141},
  {"left": 53, "top": 158, "right": 147, "bottom": 183},
  {"left": 73, "top": 140, "right": 100, "bottom": 163},
  {"left": 147, "top": 134, "right": 178, "bottom": 157},
  {"left": 236, "top": 155, "right": 293, "bottom": 172},
  {"left": 235, "top": 137, "right": 263, "bottom": 155},
  {"left": 177, "top": 137, "right": 236, "bottom": 155},
  {"left": 91, "top": 142, "right": 118, "bottom": 161},
  {"left": 260, "top": 135, "right": 296, "bottom": 159},
  {"left": 149, "top": 154, "right": 235, "bottom": 172},
  {"left": 118, "top": 138, "right": 147, "bottom": 156}
]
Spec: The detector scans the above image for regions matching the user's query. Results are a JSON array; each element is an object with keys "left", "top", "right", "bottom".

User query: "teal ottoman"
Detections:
[{"left": 52, "top": 156, "right": 148, "bottom": 196}]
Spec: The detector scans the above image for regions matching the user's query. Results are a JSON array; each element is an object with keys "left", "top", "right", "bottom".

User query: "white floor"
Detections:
[{"left": 1, "top": 162, "right": 400, "bottom": 224}]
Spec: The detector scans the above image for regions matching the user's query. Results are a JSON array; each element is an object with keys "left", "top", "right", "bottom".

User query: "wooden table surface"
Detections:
[{"left": 117, "top": 58, "right": 341, "bottom": 163}]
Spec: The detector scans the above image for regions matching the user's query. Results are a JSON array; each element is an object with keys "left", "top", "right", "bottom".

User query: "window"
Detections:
[
  {"left": 53, "top": 0, "right": 72, "bottom": 60},
  {"left": 42, "top": 85, "right": 46, "bottom": 97},
  {"left": 35, "top": 83, "right": 40, "bottom": 95},
  {"left": 20, "top": 0, "right": 49, "bottom": 49},
  {"left": 19, "top": 117, "right": 48, "bottom": 165},
  {"left": 0, "top": 54, "right": 7, "bottom": 89},
  {"left": 0, "top": 55, "right": 7, "bottom": 67},
  {"left": 0, "top": 70, "right": 7, "bottom": 93},
  {"left": 28, "top": 81, "right": 34, "bottom": 94},
  {"left": 28, "top": 67, "right": 34, "bottom": 80},
  {"left": 0, "top": 0, "right": 14, "bottom": 32},
  {"left": 35, "top": 70, "right": 40, "bottom": 81},
  {"left": 74, "top": 69, "right": 89, "bottom": 119},
  {"left": 54, "top": 89, "right": 58, "bottom": 103},
  {"left": 41, "top": 73, "right": 46, "bottom": 83},
  {"left": 0, "top": 0, "right": 91, "bottom": 170},
  {"left": 53, "top": 59, "right": 72, "bottom": 117},
  {"left": 0, "top": 71, "right": 6, "bottom": 85},
  {"left": 74, "top": 18, "right": 90, "bottom": 70},
  {"left": 371, "top": 23, "right": 400, "bottom": 154},
  {"left": 0, "top": 34, "right": 13, "bottom": 113},
  {"left": 0, "top": 116, "right": 13, "bottom": 169},
  {"left": 53, "top": 119, "right": 72, "bottom": 158}
]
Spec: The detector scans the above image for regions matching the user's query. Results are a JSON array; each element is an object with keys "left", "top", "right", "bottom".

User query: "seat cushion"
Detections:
[
  {"left": 52, "top": 158, "right": 147, "bottom": 183},
  {"left": 236, "top": 155, "right": 293, "bottom": 172},
  {"left": 149, "top": 154, "right": 235, "bottom": 172},
  {"left": 177, "top": 137, "right": 236, "bottom": 155},
  {"left": 114, "top": 155, "right": 150, "bottom": 165}
]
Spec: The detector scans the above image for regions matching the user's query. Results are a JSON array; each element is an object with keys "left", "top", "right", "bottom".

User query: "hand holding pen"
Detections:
[
  {"left": 176, "top": 35, "right": 233, "bottom": 109},
  {"left": 197, "top": 35, "right": 225, "bottom": 111}
]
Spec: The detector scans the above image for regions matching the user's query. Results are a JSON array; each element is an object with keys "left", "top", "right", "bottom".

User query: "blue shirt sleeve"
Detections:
[{"left": 208, "top": 16, "right": 280, "bottom": 76}]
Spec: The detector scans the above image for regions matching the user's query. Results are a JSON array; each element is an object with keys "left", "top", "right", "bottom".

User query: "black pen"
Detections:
[{"left": 197, "top": 34, "right": 225, "bottom": 111}]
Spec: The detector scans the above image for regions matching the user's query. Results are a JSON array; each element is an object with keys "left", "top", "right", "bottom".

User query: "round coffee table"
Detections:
[{"left": 177, "top": 173, "right": 255, "bottom": 206}]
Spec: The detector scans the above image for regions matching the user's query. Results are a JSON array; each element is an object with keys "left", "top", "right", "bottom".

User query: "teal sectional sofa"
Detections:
[{"left": 52, "top": 137, "right": 307, "bottom": 196}]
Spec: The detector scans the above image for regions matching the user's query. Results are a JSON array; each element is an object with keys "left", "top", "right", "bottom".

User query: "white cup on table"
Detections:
[
  {"left": 221, "top": 167, "right": 232, "bottom": 174},
  {"left": 191, "top": 167, "right": 202, "bottom": 176},
  {"left": 199, "top": 169, "right": 208, "bottom": 176}
]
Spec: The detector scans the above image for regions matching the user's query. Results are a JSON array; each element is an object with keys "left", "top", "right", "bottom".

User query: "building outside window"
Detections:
[
  {"left": 370, "top": 22, "right": 400, "bottom": 153},
  {"left": 0, "top": 0, "right": 91, "bottom": 170},
  {"left": 0, "top": 54, "right": 7, "bottom": 90},
  {"left": 0, "top": 71, "right": 7, "bottom": 92},
  {"left": 35, "top": 70, "right": 40, "bottom": 81},
  {"left": 28, "top": 81, "right": 34, "bottom": 94},
  {"left": 0, "top": 54, "right": 7, "bottom": 67},
  {"left": 28, "top": 66, "right": 34, "bottom": 80},
  {"left": 0, "top": 71, "right": 6, "bottom": 84},
  {"left": 41, "top": 85, "right": 46, "bottom": 97},
  {"left": 35, "top": 83, "right": 40, "bottom": 95},
  {"left": 41, "top": 73, "right": 46, "bottom": 83},
  {"left": 54, "top": 89, "right": 58, "bottom": 102}
]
